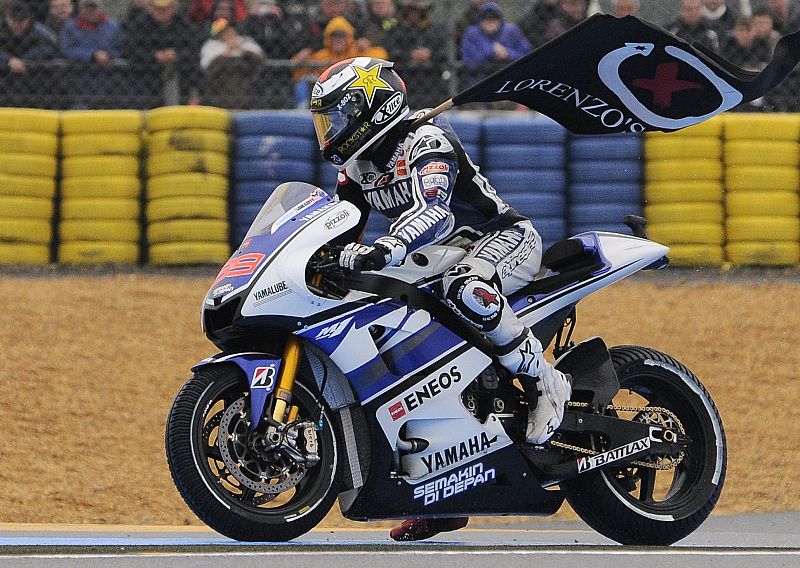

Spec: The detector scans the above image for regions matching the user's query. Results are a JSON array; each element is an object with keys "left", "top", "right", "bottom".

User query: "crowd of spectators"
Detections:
[{"left": 0, "top": 0, "right": 798, "bottom": 110}]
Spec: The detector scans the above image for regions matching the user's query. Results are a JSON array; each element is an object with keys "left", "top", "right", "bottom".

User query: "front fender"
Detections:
[{"left": 194, "top": 352, "right": 282, "bottom": 429}]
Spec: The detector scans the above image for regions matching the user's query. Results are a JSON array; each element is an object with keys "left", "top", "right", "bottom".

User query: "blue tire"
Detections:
[
  {"left": 233, "top": 180, "right": 283, "bottom": 205},
  {"left": 235, "top": 136, "right": 317, "bottom": 161},
  {"left": 486, "top": 169, "right": 567, "bottom": 194},
  {"left": 569, "top": 182, "right": 642, "bottom": 204},
  {"left": 530, "top": 216, "right": 567, "bottom": 243},
  {"left": 484, "top": 116, "right": 567, "bottom": 145},
  {"left": 232, "top": 223, "right": 251, "bottom": 245},
  {"left": 232, "top": 202, "right": 264, "bottom": 226},
  {"left": 484, "top": 144, "right": 565, "bottom": 170},
  {"left": 233, "top": 159, "right": 316, "bottom": 183},
  {"left": 362, "top": 214, "right": 390, "bottom": 244},
  {"left": 569, "top": 203, "right": 642, "bottom": 225},
  {"left": 463, "top": 143, "right": 481, "bottom": 162},
  {"left": 569, "top": 222, "right": 633, "bottom": 236},
  {"left": 317, "top": 163, "right": 339, "bottom": 188},
  {"left": 503, "top": 192, "right": 566, "bottom": 218},
  {"left": 445, "top": 113, "right": 482, "bottom": 144},
  {"left": 234, "top": 111, "right": 315, "bottom": 137},
  {"left": 570, "top": 135, "right": 642, "bottom": 161},
  {"left": 569, "top": 160, "right": 642, "bottom": 183}
]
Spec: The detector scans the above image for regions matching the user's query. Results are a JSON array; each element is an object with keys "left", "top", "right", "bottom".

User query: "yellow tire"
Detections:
[
  {"left": 62, "top": 155, "right": 140, "bottom": 178},
  {"left": 145, "top": 106, "right": 230, "bottom": 132},
  {"left": 0, "top": 132, "right": 57, "bottom": 156},
  {"left": 725, "top": 191, "right": 799, "bottom": 217},
  {"left": 146, "top": 173, "right": 228, "bottom": 199},
  {"left": 726, "top": 241, "right": 800, "bottom": 266},
  {"left": 726, "top": 166, "right": 799, "bottom": 192},
  {"left": 61, "top": 198, "right": 140, "bottom": 220},
  {"left": 644, "top": 137, "right": 721, "bottom": 160},
  {"left": 0, "top": 218, "right": 52, "bottom": 243},
  {"left": 61, "top": 176, "right": 141, "bottom": 199},
  {"left": 0, "top": 154, "right": 57, "bottom": 177},
  {"left": 726, "top": 216, "right": 800, "bottom": 242},
  {"left": 724, "top": 113, "right": 800, "bottom": 141},
  {"left": 0, "top": 196, "right": 54, "bottom": 219},
  {"left": 61, "top": 133, "right": 142, "bottom": 157},
  {"left": 148, "top": 129, "right": 229, "bottom": 153},
  {"left": 0, "top": 243, "right": 50, "bottom": 264},
  {"left": 0, "top": 174, "right": 56, "bottom": 198},
  {"left": 664, "top": 244, "right": 724, "bottom": 266},
  {"left": 724, "top": 141, "right": 799, "bottom": 167},
  {"left": 645, "top": 159, "right": 723, "bottom": 182},
  {"left": 647, "top": 222, "right": 724, "bottom": 245},
  {"left": 149, "top": 241, "right": 231, "bottom": 265},
  {"left": 60, "top": 219, "right": 140, "bottom": 242},
  {"left": 147, "top": 196, "right": 227, "bottom": 222},
  {"left": 644, "top": 181, "right": 724, "bottom": 203},
  {"left": 648, "top": 116, "right": 724, "bottom": 138},
  {"left": 0, "top": 108, "right": 58, "bottom": 133},
  {"left": 60, "top": 110, "right": 143, "bottom": 134},
  {"left": 58, "top": 241, "right": 140, "bottom": 264},
  {"left": 147, "top": 151, "right": 228, "bottom": 177},
  {"left": 147, "top": 219, "right": 228, "bottom": 243},
  {"left": 644, "top": 202, "right": 724, "bottom": 224}
]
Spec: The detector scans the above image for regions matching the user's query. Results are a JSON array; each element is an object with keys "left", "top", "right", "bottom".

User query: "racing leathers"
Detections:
[{"left": 335, "top": 113, "right": 571, "bottom": 446}]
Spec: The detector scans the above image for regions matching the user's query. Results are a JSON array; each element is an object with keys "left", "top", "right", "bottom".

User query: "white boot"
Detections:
[{"left": 497, "top": 329, "right": 572, "bottom": 445}]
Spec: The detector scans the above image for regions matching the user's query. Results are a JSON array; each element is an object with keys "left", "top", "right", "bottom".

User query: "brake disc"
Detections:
[{"left": 217, "top": 398, "right": 305, "bottom": 494}]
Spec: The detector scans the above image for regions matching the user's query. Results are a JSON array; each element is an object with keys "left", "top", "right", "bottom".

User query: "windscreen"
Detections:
[{"left": 243, "top": 182, "right": 327, "bottom": 241}]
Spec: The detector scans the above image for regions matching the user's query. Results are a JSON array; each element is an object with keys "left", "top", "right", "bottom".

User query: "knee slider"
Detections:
[{"left": 443, "top": 264, "right": 504, "bottom": 331}]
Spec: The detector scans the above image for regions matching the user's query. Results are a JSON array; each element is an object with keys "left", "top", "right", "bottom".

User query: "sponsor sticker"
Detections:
[
  {"left": 324, "top": 210, "right": 350, "bottom": 230},
  {"left": 373, "top": 91, "right": 404, "bottom": 124},
  {"left": 212, "top": 283, "right": 234, "bottom": 297},
  {"left": 576, "top": 436, "right": 651, "bottom": 473},
  {"left": 419, "top": 162, "right": 449, "bottom": 175},
  {"left": 389, "top": 401, "right": 406, "bottom": 421},
  {"left": 251, "top": 365, "right": 276, "bottom": 389},
  {"left": 421, "top": 174, "right": 449, "bottom": 191},
  {"left": 421, "top": 432, "right": 498, "bottom": 474},
  {"left": 413, "top": 462, "right": 496, "bottom": 506}
]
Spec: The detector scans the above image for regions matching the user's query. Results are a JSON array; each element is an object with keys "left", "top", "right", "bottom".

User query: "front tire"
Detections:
[
  {"left": 165, "top": 363, "right": 342, "bottom": 541},
  {"left": 565, "top": 346, "right": 726, "bottom": 545}
]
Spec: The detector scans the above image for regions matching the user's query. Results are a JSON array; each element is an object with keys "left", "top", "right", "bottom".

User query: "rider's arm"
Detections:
[
  {"left": 380, "top": 126, "right": 458, "bottom": 265},
  {"left": 332, "top": 170, "right": 370, "bottom": 246}
]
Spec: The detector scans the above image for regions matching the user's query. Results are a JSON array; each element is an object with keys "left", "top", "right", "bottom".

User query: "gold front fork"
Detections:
[{"left": 271, "top": 335, "right": 302, "bottom": 423}]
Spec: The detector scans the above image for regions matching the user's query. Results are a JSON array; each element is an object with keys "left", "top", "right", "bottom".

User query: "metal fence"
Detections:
[{"left": 2, "top": 0, "right": 798, "bottom": 111}]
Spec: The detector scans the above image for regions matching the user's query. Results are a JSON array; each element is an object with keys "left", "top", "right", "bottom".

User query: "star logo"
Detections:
[
  {"left": 518, "top": 340, "right": 537, "bottom": 375},
  {"left": 346, "top": 63, "right": 392, "bottom": 107}
]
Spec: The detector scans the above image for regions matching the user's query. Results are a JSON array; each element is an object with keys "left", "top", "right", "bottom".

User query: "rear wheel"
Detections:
[
  {"left": 165, "top": 364, "right": 342, "bottom": 541},
  {"left": 565, "top": 346, "right": 726, "bottom": 545}
]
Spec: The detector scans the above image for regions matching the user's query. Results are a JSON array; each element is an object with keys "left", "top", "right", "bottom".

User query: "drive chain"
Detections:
[{"left": 548, "top": 402, "right": 686, "bottom": 470}]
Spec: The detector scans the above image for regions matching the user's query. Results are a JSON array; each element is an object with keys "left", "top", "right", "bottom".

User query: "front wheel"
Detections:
[
  {"left": 165, "top": 363, "right": 342, "bottom": 541},
  {"left": 565, "top": 346, "right": 726, "bottom": 545}
]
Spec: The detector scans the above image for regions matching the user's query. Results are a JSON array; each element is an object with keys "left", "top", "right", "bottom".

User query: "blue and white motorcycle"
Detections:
[{"left": 166, "top": 182, "right": 726, "bottom": 545}]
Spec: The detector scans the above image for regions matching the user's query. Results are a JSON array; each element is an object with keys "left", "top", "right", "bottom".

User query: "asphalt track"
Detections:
[{"left": 0, "top": 513, "right": 798, "bottom": 568}]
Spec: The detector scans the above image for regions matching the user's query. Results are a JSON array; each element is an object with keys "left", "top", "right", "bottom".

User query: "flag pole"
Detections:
[{"left": 412, "top": 98, "right": 454, "bottom": 126}]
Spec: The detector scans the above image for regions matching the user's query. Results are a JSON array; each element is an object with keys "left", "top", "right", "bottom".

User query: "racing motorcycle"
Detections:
[{"left": 166, "top": 181, "right": 726, "bottom": 545}]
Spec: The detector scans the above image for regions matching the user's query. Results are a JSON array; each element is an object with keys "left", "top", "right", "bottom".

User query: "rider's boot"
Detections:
[
  {"left": 389, "top": 517, "right": 469, "bottom": 542},
  {"left": 496, "top": 328, "right": 572, "bottom": 444}
]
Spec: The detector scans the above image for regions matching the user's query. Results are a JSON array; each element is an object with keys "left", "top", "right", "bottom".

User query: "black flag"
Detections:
[{"left": 451, "top": 14, "right": 800, "bottom": 134}]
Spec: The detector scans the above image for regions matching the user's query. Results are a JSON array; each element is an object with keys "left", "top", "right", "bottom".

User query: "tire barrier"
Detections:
[
  {"left": 723, "top": 113, "right": 800, "bottom": 267},
  {"left": 0, "top": 109, "right": 58, "bottom": 263},
  {"left": 145, "top": 106, "right": 231, "bottom": 265},
  {"left": 58, "top": 110, "right": 143, "bottom": 264},
  {"left": 645, "top": 124, "right": 725, "bottom": 266},
  {"left": 568, "top": 133, "right": 642, "bottom": 239}
]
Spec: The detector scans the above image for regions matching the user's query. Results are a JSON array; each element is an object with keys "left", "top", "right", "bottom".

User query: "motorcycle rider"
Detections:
[{"left": 310, "top": 57, "right": 571, "bottom": 541}]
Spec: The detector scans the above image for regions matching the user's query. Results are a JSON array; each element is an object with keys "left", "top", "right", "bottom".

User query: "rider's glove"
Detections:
[{"left": 339, "top": 242, "right": 391, "bottom": 272}]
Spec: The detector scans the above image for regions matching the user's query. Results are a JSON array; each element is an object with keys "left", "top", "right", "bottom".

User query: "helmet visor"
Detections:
[{"left": 313, "top": 108, "right": 350, "bottom": 150}]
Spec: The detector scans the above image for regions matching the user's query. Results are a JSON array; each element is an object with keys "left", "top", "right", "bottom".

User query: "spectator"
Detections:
[
  {"left": 518, "top": 0, "right": 560, "bottom": 47},
  {"left": 752, "top": 4, "right": 780, "bottom": 52},
  {"left": 456, "top": 0, "right": 489, "bottom": 49},
  {"left": 541, "top": 0, "right": 590, "bottom": 44},
  {"left": 291, "top": 15, "right": 387, "bottom": 108},
  {"left": 614, "top": 0, "right": 639, "bottom": 17},
  {"left": 0, "top": 1, "right": 58, "bottom": 106},
  {"left": 60, "top": 0, "right": 121, "bottom": 107},
  {"left": 188, "top": 0, "right": 248, "bottom": 24},
  {"left": 667, "top": 0, "right": 720, "bottom": 51},
  {"left": 461, "top": 2, "right": 531, "bottom": 84},
  {"left": 123, "top": 0, "right": 200, "bottom": 107},
  {"left": 384, "top": 0, "right": 444, "bottom": 107},
  {"left": 719, "top": 15, "right": 770, "bottom": 69},
  {"left": 765, "top": 0, "right": 800, "bottom": 34},
  {"left": 306, "top": 0, "right": 368, "bottom": 51},
  {"left": 200, "top": 17, "right": 263, "bottom": 108},
  {"left": 240, "top": 0, "right": 306, "bottom": 58},
  {"left": 364, "top": 0, "right": 398, "bottom": 46},
  {"left": 703, "top": 0, "right": 738, "bottom": 35},
  {"left": 40, "top": 0, "right": 73, "bottom": 42}
]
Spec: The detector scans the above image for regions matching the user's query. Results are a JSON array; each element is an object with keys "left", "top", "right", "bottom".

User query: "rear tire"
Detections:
[
  {"left": 565, "top": 346, "right": 726, "bottom": 545},
  {"left": 165, "top": 364, "right": 342, "bottom": 541}
]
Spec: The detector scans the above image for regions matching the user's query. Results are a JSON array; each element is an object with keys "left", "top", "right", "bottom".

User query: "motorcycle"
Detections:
[{"left": 165, "top": 181, "right": 726, "bottom": 545}]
